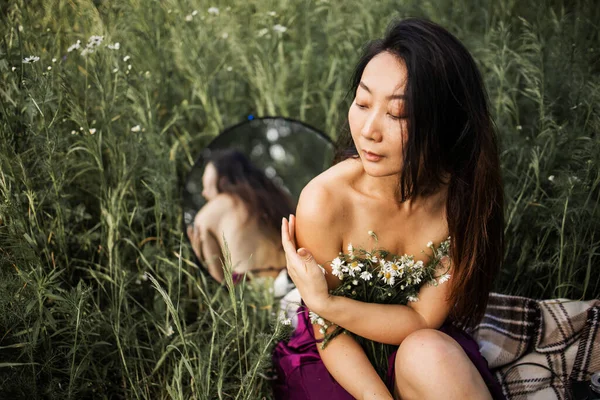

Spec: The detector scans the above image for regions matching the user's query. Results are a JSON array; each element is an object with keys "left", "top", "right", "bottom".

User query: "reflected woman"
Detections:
[{"left": 187, "top": 149, "right": 294, "bottom": 283}]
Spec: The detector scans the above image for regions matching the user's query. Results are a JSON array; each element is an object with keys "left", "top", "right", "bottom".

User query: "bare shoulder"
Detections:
[
  {"left": 194, "top": 194, "right": 236, "bottom": 228},
  {"left": 297, "top": 158, "right": 360, "bottom": 226}
]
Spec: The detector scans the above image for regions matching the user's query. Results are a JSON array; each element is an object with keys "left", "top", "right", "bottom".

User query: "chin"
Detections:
[{"left": 361, "top": 160, "right": 401, "bottom": 178}]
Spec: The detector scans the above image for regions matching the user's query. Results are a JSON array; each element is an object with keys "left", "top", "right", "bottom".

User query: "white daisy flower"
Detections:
[
  {"left": 381, "top": 270, "right": 395, "bottom": 286},
  {"left": 22, "top": 56, "right": 40, "bottom": 63},
  {"left": 67, "top": 41, "right": 81, "bottom": 52},
  {"left": 208, "top": 7, "right": 220, "bottom": 15},
  {"left": 88, "top": 35, "right": 104, "bottom": 46},
  {"left": 166, "top": 325, "right": 174, "bottom": 337},
  {"left": 360, "top": 271, "right": 372, "bottom": 281},
  {"left": 273, "top": 24, "right": 287, "bottom": 33},
  {"left": 131, "top": 125, "right": 141, "bottom": 132}
]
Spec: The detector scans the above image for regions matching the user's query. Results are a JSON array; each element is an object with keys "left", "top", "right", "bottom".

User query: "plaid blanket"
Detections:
[{"left": 470, "top": 293, "right": 600, "bottom": 400}]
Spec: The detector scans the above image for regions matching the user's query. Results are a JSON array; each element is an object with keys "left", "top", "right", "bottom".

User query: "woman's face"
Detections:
[
  {"left": 348, "top": 51, "right": 408, "bottom": 177},
  {"left": 202, "top": 162, "right": 219, "bottom": 201}
]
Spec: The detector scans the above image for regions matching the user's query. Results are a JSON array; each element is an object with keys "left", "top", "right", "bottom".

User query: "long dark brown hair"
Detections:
[
  {"left": 207, "top": 149, "right": 295, "bottom": 240},
  {"left": 335, "top": 18, "right": 504, "bottom": 329}
]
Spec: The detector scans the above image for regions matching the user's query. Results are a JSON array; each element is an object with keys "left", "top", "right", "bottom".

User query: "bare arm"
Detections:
[
  {"left": 290, "top": 183, "right": 393, "bottom": 399},
  {"left": 315, "top": 277, "right": 452, "bottom": 345}
]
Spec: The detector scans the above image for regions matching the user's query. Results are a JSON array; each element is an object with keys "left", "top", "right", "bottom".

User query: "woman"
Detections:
[
  {"left": 187, "top": 149, "right": 295, "bottom": 284},
  {"left": 273, "top": 18, "right": 506, "bottom": 399}
]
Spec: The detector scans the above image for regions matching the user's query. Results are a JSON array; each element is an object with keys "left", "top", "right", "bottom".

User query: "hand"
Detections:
[
  {"left": 281, "top": 215, "right": 330, "bottom": 314},
  {"left": 187, "top": 224, "right": 202, "bottom": 261}
]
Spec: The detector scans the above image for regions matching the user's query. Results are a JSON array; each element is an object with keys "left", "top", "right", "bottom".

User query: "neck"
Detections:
[{"left": 357, "top": 168, "right": 449, "bottom": 213}]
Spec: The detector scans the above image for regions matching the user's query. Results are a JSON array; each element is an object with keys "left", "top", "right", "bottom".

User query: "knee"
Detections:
[{"left": 394, "top": 329, "right": 458, "bottom": 381}]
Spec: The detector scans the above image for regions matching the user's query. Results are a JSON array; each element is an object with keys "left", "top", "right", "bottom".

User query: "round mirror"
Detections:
[{"left": 182, "top": 117, "right": 334, "bottom": 286}]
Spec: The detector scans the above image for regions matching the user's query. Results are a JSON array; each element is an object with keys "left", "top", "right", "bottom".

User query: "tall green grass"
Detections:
[{"left": 0, "top": 0, "right": 598, "bottom": 398}]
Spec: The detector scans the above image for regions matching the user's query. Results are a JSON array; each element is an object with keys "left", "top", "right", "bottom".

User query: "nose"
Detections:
[{"left": 360, "top": 110, "right": 383, "bottom": 142}]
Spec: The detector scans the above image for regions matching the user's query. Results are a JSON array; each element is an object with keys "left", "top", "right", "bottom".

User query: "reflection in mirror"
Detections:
[{"left": 182, "top": 117, "right": 334, "bottom": 292}]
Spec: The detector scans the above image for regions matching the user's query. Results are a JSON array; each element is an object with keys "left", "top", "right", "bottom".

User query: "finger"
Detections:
[
  {"left": 281, "top": 218, "right": 298, "bottom": 260},
  {"left": 288, "top": 214, "right": 297, "bottom": 248}
]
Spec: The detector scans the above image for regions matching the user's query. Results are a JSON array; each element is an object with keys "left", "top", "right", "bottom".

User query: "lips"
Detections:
[{"left": 362, "top": 150, "right": 383, "bottom": 161}]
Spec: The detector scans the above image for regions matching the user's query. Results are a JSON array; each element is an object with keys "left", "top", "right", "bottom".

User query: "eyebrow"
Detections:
[{"left": 359, "top": 81, "right": 406, "bottom": 100}]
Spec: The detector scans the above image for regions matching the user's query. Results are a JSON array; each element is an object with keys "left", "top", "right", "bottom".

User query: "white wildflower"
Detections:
[
  {"left": 135, "top": 278, "right": 141, "bottom": 285},
  {"left": 123, "top": 55, "right": 131, "bottom": 62},
  {"left": 127, "top": 64, "right": 132, "bottom": 70},
  {"left": 80, "top": 47, "right": 93, "bottom": 57},
  {"left": 352, "top": 280, "right": 359, "bottom": 285},
  {"left": 208, "top": 7, "right": 219, "bottom": 15},
  {"left": 131, "top": 125, "right": 141, "bottom": 132},
  {"left": 548, "top": 175, "right": 555, "bottom": 182},
  {"left": 11, "top": 66, "right": 16, "bottom": 71},
  {"left": 516, "top": 125, "right": 523, "bottom": 130},
  {"left": 360, "top": 271, "right": 372, "bottom": 281},
  {"left": 317, "top": 318, "right": 325, "bottom": 326},
  {"left": 267, "top": 11, "right": 277, "bottom": 16},
  {"left": 166, "top": 325, "right": 174, "bottom": 336},
  {"left": 192, "top": 10, "right": 198, "bottom": 16},
  {"left": 222, "top": 32, "right": 229, "bottom": 39},
  {"left": 273, "top": 24, "right": 287, "bottom": 33},
  {"left": 47, "top": 66, "right": 51, "bottom": 71},
  {"left": 309, "top": 311, "right": 319, "bottom": 324},
  {"left": 107, "top": 42, "right": 120, "bottom": 50},
  {"left": 112, "top": 67, "right": 119, "bottom": 73},
  {"left": 88, "top": 35, "right": 103, "bottom": 46},
  {"left": 70, "top": 130, "right": 77, "bottom": 135},
  {"left": 52, "top": 58, "right": 57, "bottom": 63},
  {"left": 347, "top": 243, "right": 353, "bottom": 254},
  {"left": 427, "top": 241, "right": 433, "bottom": 248},
  {"left": 370, "top": 255, "right": 378, "bottom": 263},
  {"left": 22, "top": 56, "right": 40, "bottom": 63},
  {"left": 226, "top": 66, "right": 233, "bottom": 72},
  {"left": 67, "top": 40, "right": 81, "bottom": 52},
  {"left": 185, "top": 14, "right": 193, "bottom": 21},
  {"left": 281, "top": 318, "right": 292, "bottom": 326},
  {"left": 408, "top": 295, "right": 419, "bottom": 302},
  {"left": 257, "top": 28, "right": 269, "bottom": 37},
  {"left": 438, "top": 273, "right": 451, "bottom": 284},
  {"left": 381, "top": 270, "right": 395, "bottom": 286},
  {"left": 89, "top": 128, "right": 96, "bottom": 135}
]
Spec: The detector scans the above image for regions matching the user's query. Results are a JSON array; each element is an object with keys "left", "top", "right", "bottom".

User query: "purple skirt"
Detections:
[{"left": 272, "top": 304, "right": 505, "bottom": 399}]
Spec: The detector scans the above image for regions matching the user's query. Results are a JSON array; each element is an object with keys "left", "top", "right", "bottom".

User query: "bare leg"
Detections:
[{"left": 393, "top": 329, "right": 493, "bottom": 400}]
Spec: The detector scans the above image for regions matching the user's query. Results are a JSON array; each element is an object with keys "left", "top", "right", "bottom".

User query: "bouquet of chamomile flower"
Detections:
[{"left": 309, "top": 231, "right": 452, "bottom": 379}]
